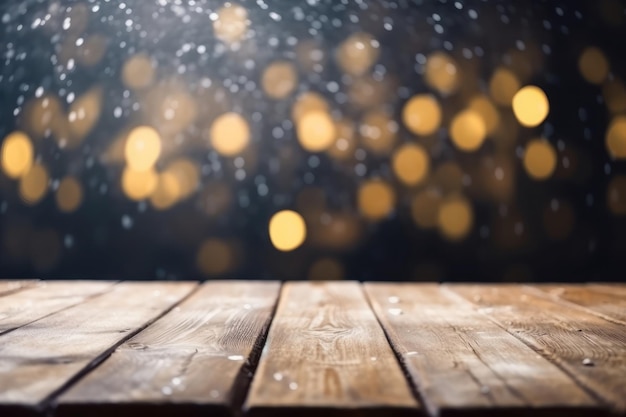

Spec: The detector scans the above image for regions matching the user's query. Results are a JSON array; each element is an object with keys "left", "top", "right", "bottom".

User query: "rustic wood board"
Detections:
[
  {"left": 0, "top": 281, "right": 115, "bottom": 335},
  {"left": 56, "top": 281, "right": 281, "bottom": 417},
  {"left": 364, "top": 283, "right": 599, "bottom": 417},
  {"left": 0, "top": 281, "right": 196, "bottom": 417},
  {"left": 0, "top": 280, "right": 39, "bottom": 297},
  {"left": 446, "top": 284, "right": 626, "bottom": 415},
  {"left": 244, "top": 281, "right": 419, "bottom": 417},
  {"left": 532, "top": 285, "right": 626, "bottom": 325}
]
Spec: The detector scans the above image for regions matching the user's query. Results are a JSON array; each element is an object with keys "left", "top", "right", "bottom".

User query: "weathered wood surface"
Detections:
[
  {"left": 0, "top": 281, "right": 115, "bottom": 335},
  {"left": 532, "top": 284, "right": 626, "bottom": 325},
  {"left": 0, "top": 281, "right": 196, "bottom": 416},
  {"left": 0, "top": 280, "right": 39, "bottom": 297},
  {"left": 57, "top": 281, "right": 281, "bottom": 417},
  {"left": 446, "top": 284, "right": 626, "bottom": 414},
  {"left": 244, "top": 281, "right": 419, "bottom": 417},
  {"left": 365, "top": 283, "right": 599, "bottom": 417}
]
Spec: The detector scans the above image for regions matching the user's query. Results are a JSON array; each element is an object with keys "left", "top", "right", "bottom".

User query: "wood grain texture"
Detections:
[
  {"left": 0, "top": 281, "right": 115, "bottom": 335},
  {"left": 0, "top": 281, "right": 196, "bottom": 417},
  {"left": 0, "top": 280, "right": 39, "bottom": 297},
  {"left": 364, "top": 283, "right": 599, "bottom": 417},
  {"left": 446, "top": 284, "right": 626, "bottom": 415},
  {"left": 244, "top": 281, "right": 419, "bottom": 417},
  {"left": 532, "top": 285, "right": 626, "bottom": 325},
  {"left": 57, "top": 281, "right": 281, "bottom": 417}
]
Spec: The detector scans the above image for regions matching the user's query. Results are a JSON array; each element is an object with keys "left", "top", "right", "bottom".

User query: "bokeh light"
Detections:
[
  {"left": 358, "top": 179, "right": 395, "bottom": 221},
  {"left": 392, "top": 144, "right": 429, "bottom": 186},
  {"left": 437, "top": 195, "right": 473, "bottom": 241},
  {"left": 297, "top": 110, "right": 336, "bottom": 152},
  {"left": 18, "top": 164, "right": 49, "bottom": 205},
  {"left": 1, "top": 132, "right": 34, "bottom": 179},
  {"left": 56, "top": 176, "right": 83, "bottom": 213},
  {"left": 124, "top": 126, "right": 162, "bottom": 171},
  {"left": 209, "top": 112, "right": 251, "bottom": 156},
  {"left": 523, "top": 139, "right": 557, "bottom": 180},
  {"left": 402, "top": 95, "right": 442, "bottom": 136},
  {"left": 269, "top": 210, "right": 307, "bottom": 251},
  {"left": 450, "top": 109, "right": 487, "bottom": 152},
  {"left": 512, "top": 86, "right": 550, "bottom": 127},
  {"left": 579, "top": 47, "right": 609, "bottom": 85}
]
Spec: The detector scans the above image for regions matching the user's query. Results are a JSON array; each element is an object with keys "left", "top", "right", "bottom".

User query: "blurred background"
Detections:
[{"left": 1, "top": 0, "right": 626, "bottom": 282}]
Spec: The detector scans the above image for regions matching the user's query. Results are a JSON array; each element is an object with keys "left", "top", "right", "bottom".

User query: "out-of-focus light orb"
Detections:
[
  {"left": 210, "top": 112, "right": 250, "bottom": 156},
  {"left": 489, "top": 67, "right": 521, "bottom": 107},
  {"left": 327, "top": 119, "right": 356, "bottom": 160},
  {"left": 450, "top": 110, "right": 487, "bottom": 152},
  {"left": 603, "top": 79, "right": 626, "bottom": 114},
  {"left": 308, "top": 258, "right": 344, "bottom": 281},
  {"left": 197, "top": 238, "right": 233, "bottom": 275},
  {"left": 122, "top": 167, "right": 158, "bottom": 201},
  {"left": 402, "top": 94, "right": 442, "bottom": 136},
  {"left": 269, "top": 210, "right": 307, "bottom": 251},
  {"left": 411, "top": 188, "right": 442, "bottom": 229},
  {"left": 213, "top": 3, "right": 249, "bottom": 45},
  {"left": 469, "top": 96, "right": 500, "bottom": 135},
  {"left": 23, "top": 95, "right": 64, "bottom": 139},
  {"left": 1, "top": 131, "right": 34, "bottom": 179},
  {"left": 437, "top": 195, "right": 473, "bottom": 241},
  {"left": 122, "top": 53, "right": 155, "bottom": 90},
  {"left": 523, "top": 139, "right": 557, "bottom": 180},
  {"left": 336, "top": 32, "right": 380, "bottom": 76},
  {"left": 425, "top": 52, "right": 459, "bottom": 95},
  {"left": 124, "top": 126, "right": 162, "bottom": 171},
  {"left": 297, "top": 110, "right": 336, "bottom": 152},
  {"left": 18, "top": 164, "right": 48, "bottom": 205},
  {"left": 165, "top": 159, "right": 199, "bottom": 200},
  {"left": 359, "top": 110, "right": 397, "bottom": 155},
  {"left": 606, "top": 116, "right": 626, "bottom": 159},
  {"left": 358, "top": 179, "right": 395, "bottom": 221},
  {"left": 150, "top": 171, "right": 181, "bottom": 210},
  {"left": 56, "top": 176, "right": 83, "bottom": 213},
  {"left": 67, "top": 87, "right": 102, "bottom": 146},
  {"left": 292, "top": 92, "right": 329, "bottom": 123},
  {"left": 262, "top": 61, "right": 298, "bottom": 100},
  {"left": 512, "top": 86, "right": 549, "bottom": 127},
  {"left": 392, "top": 144, "right": 429, "bottom": 186},
  {"left": 578, "top": 47, "right": 609, "bottom": 85},
  {"left": 607, "top": 175, "right": 626, "bottom": 216}
]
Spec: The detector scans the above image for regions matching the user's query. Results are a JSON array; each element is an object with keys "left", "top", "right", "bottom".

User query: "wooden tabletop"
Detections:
[{"left": 0, "top": 280, "right": 624, "bottom": 417}]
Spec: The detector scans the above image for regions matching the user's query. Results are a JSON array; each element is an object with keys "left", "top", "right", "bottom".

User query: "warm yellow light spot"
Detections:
[
  {"left": 121, "top": 167, "right": 158, "bottom": 201},
  {"left": 67, "top": 87, "right": 102, "bottom": 146},
  {"left": 18, "top": 164, "right": 48, "bottom": 205},
  {"left": 402, "top": 94, "right": 442, "bottom": 136},
  {"left": 437, "top": 195, "right": 473, "bottom": 241},
  {"left": 469, "top": 96, "right": 500, "bottom": 135},
  {"left": 308, "top": 258, "right": 344, "bottom": 281},
  {"left": 164, "top": 158, "right": 199, "bottom": 200},
  {"left": 122, "top": 53, "right": 155, "bottom": 90},
  {"left": 579, "top": 47, "right": 609, "bottom": 85},
  {"left": 512, "top": 85, "right": 549, "bottom": 127},
  {"left": 327, "top": 119, "right": 356, "bottom": 160},
  {"left": 150, "top": 171, "right": 181, "bottom": 210},
  {"left": 56, "top": 176, "right": 83, "bottom": 213},
  {"left": 210, "top": 112, "right": 250, "bottom": 156},
  {"left": 608, "top": 175, "right": 626, "bottom": 216},
  {"left": 297, "top": 110, "right": 336, "bottom": 152},
  {"left": 425, "top": 52, "right": 459, "bottom": 95},
  {"left": 292, "top": 92, "right": 329, "bottom": 123},
  {"left": 358, "top": 179, "right": 395, "bottom": 221},
  {"left": 125, "top": 126, "right": 162, "bottom": 171},
  {"left": 411, "top": 188, "right": 442, "bottom": 229},
  {"left": 1, "top": 131, "right": 34, "bottom": 179},
  {"left": 359, "top": 110, "right": 397, "bottom": 155},
  {"left": 213, "top": 3, "right": 249, "bottom": 45},
  {"left": 336, "top": 32, "right": 379, "bottom": 76},
  {"left": 523, "top": 139, "right": 557, "bottom": 180},
  {"left": 489, "top": 67, "right": 520, "bottom": 107},
  {"left": 24, "top": 95, "right": 64, "bottom": 139},
  {"left": 262, "top": 61, "right": 298, "bottom": 100},
  {"left": 450, "top": 109, "right": 487, "bottom": 152},
  {"left": 197, "top": 238, "right": 233, "bottom": 275},
  {"left": 269, "top": 210, "right": 307, "bottom": 251},
  {"left": 603, "top": 78, "right": 626, "bottom": 114},
  {"left": 606, "top": 116, "right": 626, "bottom": 159},
  {"left": 392, "top": 144, "right": 429, "bottom": 186}
]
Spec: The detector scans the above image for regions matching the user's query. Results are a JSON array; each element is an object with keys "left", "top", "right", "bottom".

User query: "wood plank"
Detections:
[
  {"left": 446, "top": 284, "right": 626, "bottom": 415},
  {"left": 0, "top": 280, "right": 39, "bottom": 297},
  {"left": 0, "top": 281, "right": 115, "bottom": 335},
  {"left": 0, "top": 281, "right": 197, "bottom": 417},
  {"left": 244, "top": 281, "right": 419, "bottom": 417},
  {"left": 532, "top": 285, "right": 626, "bottom": 325},
  {"left": 56, "top": 281, "right": 281, "bottom": 417},
  {"left": 364, "top": 283, "right": 599, "bottom": 417}
]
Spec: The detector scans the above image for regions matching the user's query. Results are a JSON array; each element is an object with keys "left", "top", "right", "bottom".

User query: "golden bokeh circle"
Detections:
[{"left": 269, "top": 210, "right": 307, "bottom": 251}]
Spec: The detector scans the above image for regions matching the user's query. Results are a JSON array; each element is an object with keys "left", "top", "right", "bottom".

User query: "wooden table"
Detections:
[{"left": 0, "top": 280, "right": 624, "bottom": 417}]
